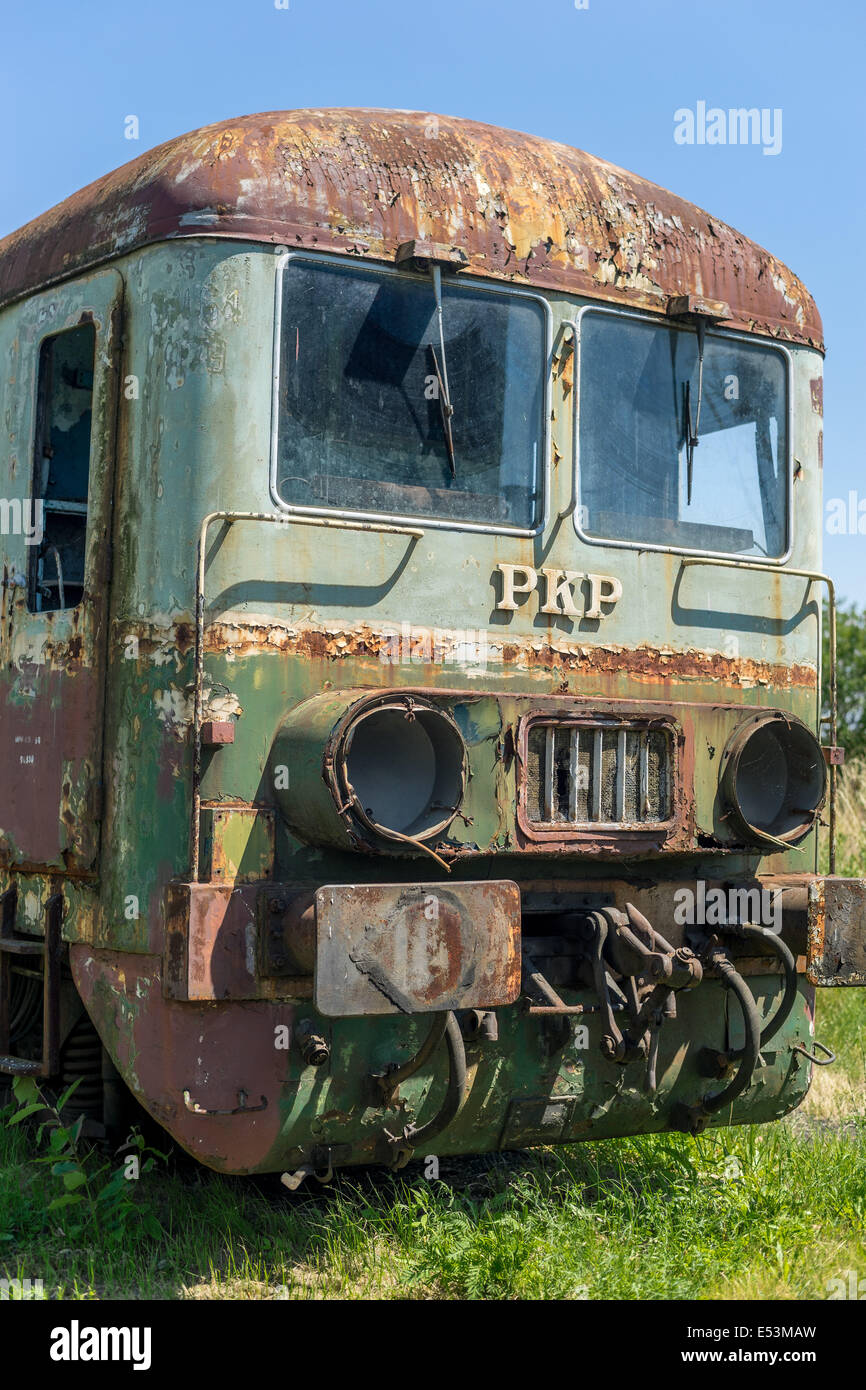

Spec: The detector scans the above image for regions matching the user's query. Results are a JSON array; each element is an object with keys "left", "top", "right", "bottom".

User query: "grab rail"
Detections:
[{"left": 190, "top": 510, "right": 424, "bottom": 881}]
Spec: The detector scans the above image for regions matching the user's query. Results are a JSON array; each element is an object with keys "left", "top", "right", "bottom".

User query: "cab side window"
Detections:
[{"left": 27, "top": 324, "right": 96, "bottom": 612}]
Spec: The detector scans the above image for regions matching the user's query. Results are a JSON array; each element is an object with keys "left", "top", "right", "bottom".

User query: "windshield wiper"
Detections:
[
  {"left": 683, "top": 318, "right": 706, "bottom": 504},
  {"left": 429, "top": 265, "right": 457, "bottom": 479}
]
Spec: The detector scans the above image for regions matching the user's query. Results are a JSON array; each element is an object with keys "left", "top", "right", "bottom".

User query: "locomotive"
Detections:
[{"left": 0, "top": 109, "right": 860, "bottom": 1184}]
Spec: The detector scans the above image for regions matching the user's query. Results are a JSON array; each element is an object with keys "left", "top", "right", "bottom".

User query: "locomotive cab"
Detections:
[{"left": 0, "top": 109, "right": 860, "bottom": 1177}]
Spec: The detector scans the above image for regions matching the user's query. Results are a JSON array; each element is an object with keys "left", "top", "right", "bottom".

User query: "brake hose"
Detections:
[
  {"left": 391, "top": 1011, "right": 468, "bottom": 1154},
  {"left": 375, "top": 1012, "right": 448, "bottom": 1099},
  {"left": 700, "top": 949, "right": 762, "bottom": 1115},
  {"left": 717, "top": 924, "right": 798, "bottom": 1052},
  {"left": 672, "top": 947, "right": 762, "bottom": 1133}
]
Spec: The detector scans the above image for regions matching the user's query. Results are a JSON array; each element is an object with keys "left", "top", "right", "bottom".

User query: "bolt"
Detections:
[{"left": 296, "top": 1020, "right": 330, "bottom": 1068}]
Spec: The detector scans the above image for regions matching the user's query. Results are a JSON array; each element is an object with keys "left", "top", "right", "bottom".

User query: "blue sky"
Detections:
[{"left": 2, "top": 0, "right": 863, "bottom": 603}]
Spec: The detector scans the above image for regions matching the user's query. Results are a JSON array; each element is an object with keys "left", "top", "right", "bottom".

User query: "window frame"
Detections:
[
  {"left": 571, "top": 303, "right": 795, "bottom": 564},
  {"left": 27, "top": 320, "right": 98, "bottom": 614},
  {"left": 269, "top": 249, "right": 553, "bottom": 538}
]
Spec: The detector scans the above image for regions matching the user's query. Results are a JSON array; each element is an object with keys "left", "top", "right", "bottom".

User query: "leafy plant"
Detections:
[
  {"left": 6, "top": 1074, "right": 165, "bottom": 1243},
  {"left": 823, "top": 598, "right": 866, "bottom": 761}
]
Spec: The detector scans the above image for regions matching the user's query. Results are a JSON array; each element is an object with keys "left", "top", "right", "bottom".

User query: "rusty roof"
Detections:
[{"left": 0, "top": 108, "right": 822, "bottom": 348}]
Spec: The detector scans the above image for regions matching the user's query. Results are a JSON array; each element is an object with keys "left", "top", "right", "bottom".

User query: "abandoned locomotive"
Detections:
[{"left": 0, "top": 109, "right": 860, "bottom": 1183}]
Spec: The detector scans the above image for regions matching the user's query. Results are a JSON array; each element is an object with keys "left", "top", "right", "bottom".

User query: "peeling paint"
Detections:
[{"left": 0, "top": 110, "right": 823, "bottom": 349}]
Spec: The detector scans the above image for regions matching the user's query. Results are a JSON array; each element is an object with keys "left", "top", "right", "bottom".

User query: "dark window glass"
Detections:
[
  {"left": 578, "top": 313, "right": 788, "bottom": 557},
  {"left": 28, "top": 324, "right": 95, "bottom": 612},
  {"left": 276, "top": 260, "right": 546, "bottom": 528}
]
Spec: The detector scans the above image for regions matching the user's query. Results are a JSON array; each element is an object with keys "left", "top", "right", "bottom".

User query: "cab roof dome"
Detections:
[{"left": 0, "top": 108, "right": 822, "bottom": 349}]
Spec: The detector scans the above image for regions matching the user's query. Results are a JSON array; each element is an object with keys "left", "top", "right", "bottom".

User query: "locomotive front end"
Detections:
[{"left": 2, "top": 108, "right": 861, "bottom": 1178}]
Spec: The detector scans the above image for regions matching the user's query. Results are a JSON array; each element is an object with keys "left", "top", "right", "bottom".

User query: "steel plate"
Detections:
[{"left": 314, "top": 880, "right": 521, "bottom": 1017}]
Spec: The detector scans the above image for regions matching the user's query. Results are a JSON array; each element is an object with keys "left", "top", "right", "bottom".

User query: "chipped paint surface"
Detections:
[
  {"left": 807, "top": 878, "right": 866, "bottom": 986},
  {"left": 0, "top": 110, "right": 822, "bottom": 349},
  {"left": 0, "top": 269, "right": 122, "bottom": 872},
  {"left": 191, "top": 615, "right": 820, "bottom": 692}
]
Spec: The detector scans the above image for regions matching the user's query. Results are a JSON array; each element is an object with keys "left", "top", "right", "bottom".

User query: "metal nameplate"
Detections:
[{"left": 314, "top": 880, "right": 521, "bottom": 1017}]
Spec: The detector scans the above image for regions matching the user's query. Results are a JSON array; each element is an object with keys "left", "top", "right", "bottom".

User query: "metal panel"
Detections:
[
  {"left": 0, "top": 269, "right": 122, "bottom": 875},
  {"left": 807, "top": 878, "right": 866, "bottom": 986},
  {"left": 314, "top": 880, "right": 521, "bottom": 1017},
  {"left": 198, "top": 806, "right": 275, "bottom": 884}
]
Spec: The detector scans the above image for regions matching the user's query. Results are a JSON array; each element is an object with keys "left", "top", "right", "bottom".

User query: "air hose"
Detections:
[
  {"left": 387, "top": 1011, "right": 468, "bottom": 1160},
  {"left": 716, "top": 924, "right": 798, "bottom": 1052},
  {"left": 375, "top": 1012, "right": 449, "bottom": 1099},
  {"left": 671, "top": 947, "right": 761, "bottom": 1133},
  {"left": 700, "top": 950, "right": 762, "bottom": 1114}
]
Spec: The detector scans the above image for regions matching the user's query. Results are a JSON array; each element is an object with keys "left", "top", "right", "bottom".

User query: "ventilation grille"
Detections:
[{"left": 525, "top": 723, "right": 671, "bottom": 828}]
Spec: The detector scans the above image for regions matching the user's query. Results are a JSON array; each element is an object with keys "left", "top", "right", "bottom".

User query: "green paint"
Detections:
[{"left": 0, "top": 237, "right": 829, "bottom": 1169}]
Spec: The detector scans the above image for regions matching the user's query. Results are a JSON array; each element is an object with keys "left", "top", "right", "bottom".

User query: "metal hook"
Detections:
[
  {"left": 791, "top": 1041, "right": 836, "bottom": 1066},
  {"left": 183, "top": 1087, "right": 268, "bottom": 1115}
]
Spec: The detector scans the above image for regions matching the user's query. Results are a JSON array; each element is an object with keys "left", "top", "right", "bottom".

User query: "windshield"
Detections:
[
  {"left": 275, "top": 259, "right": 546, "bottom": 529},
  {"left": 577, "top": 311, "right": 788, "bottom": 557}
]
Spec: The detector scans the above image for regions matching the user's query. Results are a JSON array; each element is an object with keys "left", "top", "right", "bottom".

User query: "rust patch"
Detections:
[
  {"left": 554, "top": 337, "right": 575, "bottom": 397},
  {"left": 164, "top": 881, "right": 308, "bottom": 1001},
  {"left": 807, "top": 877, "right": 866, "bottom": 986},
  {"left": 810, "top": 377, "right": 824, "bottom": 415},
  {"left": 71, "top": 944, "right": 292, "bottom": 1171},
  {"left": 313, "top": 880, "right": 521, "bottom": 1016},
  {"left": 186, "top": 616, "right": 817, "bottom": 693},
  {"left": 0, "top": 109, "right": 823, "bottom": 350},
  {"left": 806, "top": 878, "right": 825, "bottom": 970}
]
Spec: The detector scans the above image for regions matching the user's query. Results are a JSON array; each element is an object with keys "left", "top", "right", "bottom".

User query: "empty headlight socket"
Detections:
[{"left": 719, "top": 711, "right": 827, "bottom": 849}]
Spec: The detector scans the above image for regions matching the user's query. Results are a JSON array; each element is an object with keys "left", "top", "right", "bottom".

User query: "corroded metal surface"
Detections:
[
  {"left": 807, "top": 878, "right": 866, "bottom": 986},
  {"left": 71, "top": 937, "right": 817, "bottom": 1174},
  {"left": 72, "top": 945, "right": 290, "bottom": 1171},
  {"left": 0, "top": 271, "right": 122, "bottom": 873},
  {"left": 0, "top": 109, "right": 822, "bottom": 348},
  {"left": 199, "top": 806, "right": 275, "bottom": 884},
  {"left": 314, "top": 880, "right": 521, "bottom": 1016},
  {"left": 144, "top": 614, "right": 818, "bottom": 692},
  {"left": 164, "top": 882, "right": 310, "bottom": 1001}
]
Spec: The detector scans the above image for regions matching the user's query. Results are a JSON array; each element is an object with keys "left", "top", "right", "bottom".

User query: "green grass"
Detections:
[{"left": 2, "top": 984, "right": 863, "bottom": 1301}]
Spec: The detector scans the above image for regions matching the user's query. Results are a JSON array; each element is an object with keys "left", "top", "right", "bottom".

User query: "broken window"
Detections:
[
  {"left": 27, "top": 323, "right": 95, "bottom": 612},
  {"left": 578, "top": 311, "right": 789, "bottom": 558},
  {"left": 275, "top": 258, "right": 546, "bottom": 530}
]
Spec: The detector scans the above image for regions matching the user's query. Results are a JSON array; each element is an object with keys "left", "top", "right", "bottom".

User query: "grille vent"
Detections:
[{"left": 526, "top": 723, "right": 671, "bottom": 827}]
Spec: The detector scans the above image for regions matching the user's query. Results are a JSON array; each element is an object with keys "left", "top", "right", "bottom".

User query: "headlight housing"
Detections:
[
  {"left": 337, "top": 696, "right": 466, "bottom": 846},
  {"left": 720, "top": 711, "right": 826, "bottom": 848},
  {"left": 271, "top": 690, "right": 467, "bottom": 856}
]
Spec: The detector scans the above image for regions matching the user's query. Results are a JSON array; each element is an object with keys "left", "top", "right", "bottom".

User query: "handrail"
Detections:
[
  {"left": 679, "top": 558, "right": 837, "bottom": 872},
  {"left": 190, "top": 510, "right": 424, "bottom": 881}
]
